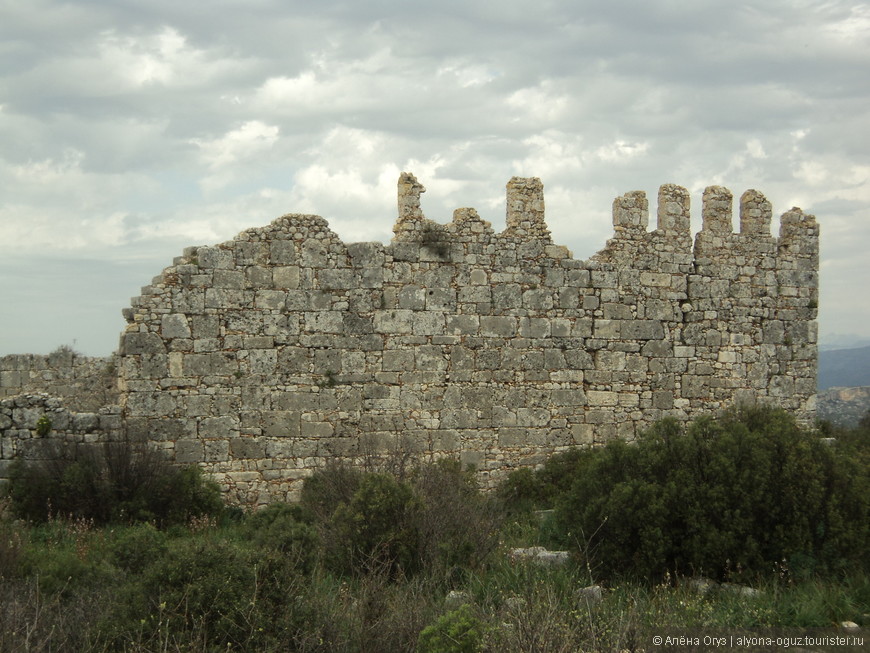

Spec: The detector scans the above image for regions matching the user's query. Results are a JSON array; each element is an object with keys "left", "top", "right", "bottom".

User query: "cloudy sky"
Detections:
[{"left": 1, "top": 0, "right": 868, "bottom": 356}]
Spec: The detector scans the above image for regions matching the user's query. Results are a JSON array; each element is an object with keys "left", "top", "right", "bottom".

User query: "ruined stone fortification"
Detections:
[
  {"left": 0, "top": 349, "right": 117, "bottom": 411},
  {"left": 0, "top": 174, "right": 819, "bottom": 504}
]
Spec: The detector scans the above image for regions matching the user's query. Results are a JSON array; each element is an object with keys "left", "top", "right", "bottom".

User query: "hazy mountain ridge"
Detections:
[{"left": 818, "top": 345, "right": 870, "bottom": 390}]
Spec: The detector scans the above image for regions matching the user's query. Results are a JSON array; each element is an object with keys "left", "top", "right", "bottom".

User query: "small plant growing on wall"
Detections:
[{"left": 35, "top": 414, "right": 52, "bottom": 437}]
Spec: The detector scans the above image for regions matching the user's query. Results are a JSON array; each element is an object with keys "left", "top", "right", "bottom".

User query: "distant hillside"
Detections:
[
  {"left": 817, "top": 345, "right": 870, "bottom": 390},
  {"left": 817, "top": 386, "right": 870, "bottom": 428}
]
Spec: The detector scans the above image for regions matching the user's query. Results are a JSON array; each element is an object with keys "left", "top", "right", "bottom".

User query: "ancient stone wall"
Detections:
[
  {"left": 0, "top": 349, "right": 118, "bottom": 412},
  {"left": 115, "top": 174, "right": 819, "bottom": 504},
  {"left": 0, "top": 393, "right": 122, "bottom": 482}
]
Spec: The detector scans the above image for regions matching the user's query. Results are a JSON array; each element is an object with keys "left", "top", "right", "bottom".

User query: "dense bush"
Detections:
[
  {"left": 303, "top": 459, "right": 501, "bottom": 579},
  {"left": 497, "top": 448, "right": 592, "bottom": 514},
  {"left": 299, "top": 460, "right": 363, "bottom": 521},
  {"left": 242, "top": 501, "right": 320, "bottom": 573},
  {"left": 550, "top": 406, "right": 870, "bottom": 582},
  {"left": 327, "top": 472, "right": 423, "bottom": 576},
  {"left": 109, "top": 535, "right": 305, "bottom": 650},
  {"left": 7, "top": 440, "right": 224, "bottom": 526},
  {"left": 413, "top": 459, "right": 501, "bottom": 575}
]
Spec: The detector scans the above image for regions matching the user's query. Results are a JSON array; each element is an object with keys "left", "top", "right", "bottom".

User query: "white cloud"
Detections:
[
  {"left": 190, "top": 120, "right": 280, "bottom": 192},
  {"left": 506, "top": 81, "right": 570, "bottom": 123},
  {"left": 192, "top": 120, "right": 280, "bottom": 170},
  {"left": 594, "top": 140, "right": 650, "bottom": 164}
]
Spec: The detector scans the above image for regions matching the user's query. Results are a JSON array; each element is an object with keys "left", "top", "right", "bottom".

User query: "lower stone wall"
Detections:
[
  {"left": 0, "top": 350, "right": 118, "bottom": 412},
  {"left": 0, "top": 394, "right": 122, "bottom": 484}
]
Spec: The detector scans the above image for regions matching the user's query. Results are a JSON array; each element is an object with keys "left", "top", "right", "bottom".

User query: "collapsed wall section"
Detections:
[{"left": 118, "top": 174, "right": 819, "bottom": 504}]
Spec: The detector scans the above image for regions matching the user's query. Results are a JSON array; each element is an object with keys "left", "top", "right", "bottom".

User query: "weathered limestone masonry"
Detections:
[
  {"left": 113, "top": 173, "right": 818, "bottom": 504},
  {"left": 0, "top": 349, "right": 117, "bottom": 411},
  {"left": 0, "top": 394, "right": 123, "bottom": 482}
]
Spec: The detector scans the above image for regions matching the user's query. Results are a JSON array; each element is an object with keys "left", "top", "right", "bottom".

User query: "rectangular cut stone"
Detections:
[
  {"left": 373, "top": 310, "right": 414, "bottom": 334},
  {"left": 255, "top": 290, "right": 287, "bottom": 309},
  {"left": 213, "top": 270, "right": 245, "bottom": 289},
  {"left": 621, "top": 320, "right": 664, "bottom": 340},
  {"left": 199, "top": 416, "right": 238, "bottom": 439},
  {"left": 480, "top": 316, "right": 517, "bottom": 337},
  {"left": 263, "top": 411, "right": 300, "bottom": 437},
  {"left": 594, "top": 320, "right": 620, "bottom": 338},
  {"left": 273, "top": 266, "right": 300, "bottom": 289},
  {"left": 640, "top": 272, "right": 672, "bottom": 287},
  {"left": 197, "top": 247, "right": 234, "bottom": 269},
  {"left": 304, "top": 312, "right": 344, "bottom": 334},
  {"left": 447, "top": 315, "right": 479, "bottom": 335},
  {"left": 122, "top": 332, "right": 166, "bottom": 355},
  {"left": 587, "top": 390, "right": 618, "bottom": 406},
  {"left": 270, "top": 241, "right": 296, "bottom": 264}
]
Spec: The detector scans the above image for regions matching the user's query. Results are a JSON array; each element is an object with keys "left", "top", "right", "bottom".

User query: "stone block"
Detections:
[
  {"left": 516, "top": 408, "right": 550, "bottom": 427},
  {"left": 248, "top": 349, "right": 278, "bottom": 375},
  {"left": 587, "top": 391, "right": 618, "bottom": 406},
  {"left": 205, "top": 288, "right": 251, "bottom": 309},
  {"left": 255, "top": 290, "right": 287, "bottom": 309},
  {"left": 121, "top": 332, "right": 166, "bottom": 356},
  {"left": 199, "top": 416, "right": 238, "bottom": 439},
  {"left": 621, "top": 320, "right": 664, "bottom": 340},
  {"left": 246, "top": 265, "right": 272, "bottom": 287},
  {"left": 398, "top": 286, "right": 425, "bottom": 310},
  {"left": 230, "top": 436, "right": 266, "bottom": 459},
  {"left": 204, "top": 439, "right": 229, "bottom": 462},
  {"left": 347, "top": 242, "right": 385, "bottom": 268},
  {"left": 213, "top": 269, "right": 246, "bottom": 289},
  {"left": 263, "top": 411, "right": 300, "bottom": 437},
  {"left": 175, "top": 439, "right": 204, "bottom": 464},
  {"left": 183, "top": 353, "right": 237, "bottom": 376},
  {"left": 373, "top": 310, "right": 414, "bottom": 334},
  {"left": 270, "top": 241, "right": 296, "bottom": 265},
  {"left": 301, "top": 421, "right": 334, "bottom": 438},
  {"left": 480, "top": 316, "right": 517, "bottom": 338},
  {"left": 304, "top": 312, "right": 344, "bottom": 334},
  {"left": 447, "top": 315, "right": 479, "bottom": 335},
  {"left": 593, "top": 320, "right": 620, "bottom": 338},
  {"left": 383, "top": 350, "right": 414, "bottom": 372},
  {"left": 197, "top": 247, "right": 234, "bottom": 269},
  {"left": 412, "top": 312, "right": 445, "bottom": 336},
  {"left": 319, "top": 268, "right": 355, "bottom": 290}
]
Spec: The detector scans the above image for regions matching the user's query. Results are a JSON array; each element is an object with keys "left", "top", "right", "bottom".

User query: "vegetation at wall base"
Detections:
[
  {"left": 505, "top": 405, "right": 869, "bottom": 583},
  {"left": 6, "top": 439, "right": 224, "bottom": 527},
  {"left": 0, "top": 406, "right": 867, "bottom": 651}
]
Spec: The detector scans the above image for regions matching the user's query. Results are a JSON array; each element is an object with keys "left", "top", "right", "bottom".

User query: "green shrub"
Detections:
[
  {"left": 243, "top": 502, "right": 320, "bottom": 573},
  {"left": 552, "top": 407, "right": 870, "bottom": 582},
  {"left": 413, "top": 459, "right": 501, "bottom": 575},
  {"left": 110, "top": 536, "right": 303, "bottom": 649},
  {"left": 327, "top": 472, "right": 423, "bottom": 576},
  {"left": 417, "top": 604, "right": 484, "bottom": 653},
  {"left": 7, "top": 441, "right": 224, "bottom": 526},
  {"left": 107, "top": 523, "right": 168, "bottom": 574},
  {"left": 497, "top": 449, "right": 594, "bottom": 514},
  {"left": 300, "top": 461, "right": 363, "bottom": 522}
]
